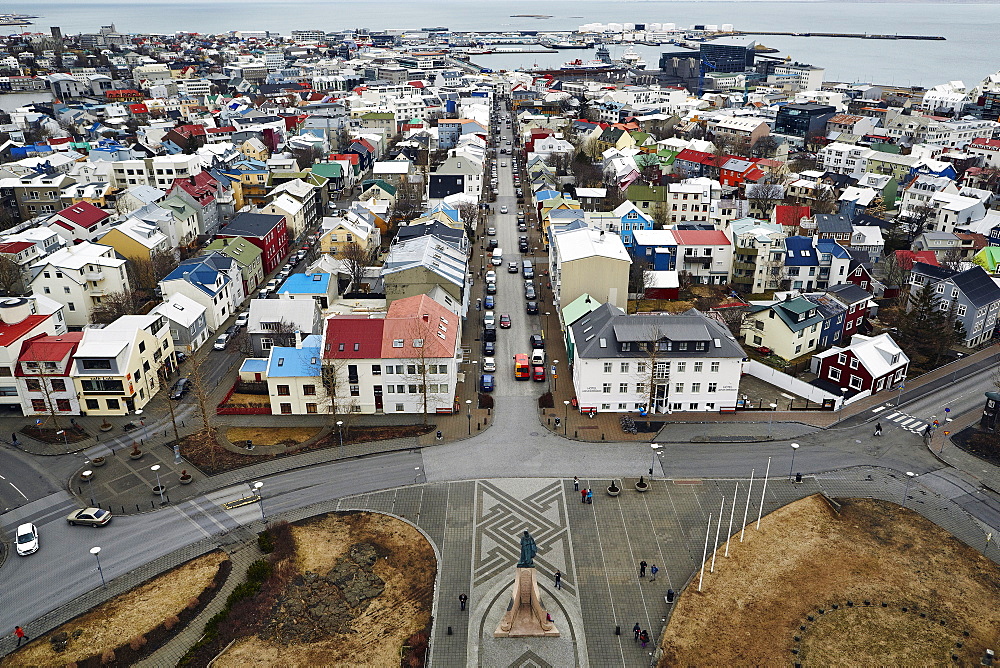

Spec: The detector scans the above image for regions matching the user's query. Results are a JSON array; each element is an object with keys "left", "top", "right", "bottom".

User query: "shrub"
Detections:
[
  {"left": 100, "top": 649, "right": 115, "bottom": 664},
  {"left": 186, "top": 597, "right": 199, "bottom": 610},
  {"left": 267, "top": 521, "right": 295, "bottom": 562},
  {"left": 257, "top": 529, "right": 275, "bottom": 554},
  {"left": 226, "top": 581, "right": 262, "bottom": 608},
  {"left": 246, "top": 559, "right": 273, "bottom": 584},
  {"left": 163, "top": 615, "right": 180, "bottom": 631},
  {"left": 128, "top": 635, "right": 147, "bottom": 651}
]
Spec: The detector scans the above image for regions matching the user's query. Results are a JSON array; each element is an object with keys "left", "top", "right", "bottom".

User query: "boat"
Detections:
[
  {"left": 551, "top": 40, "right": 591, "bottom": 49},
  {"left": 560, "top": 58, "right": 619, "bottom": 72},
  {"left": 619, "top": 46, "right": 646, "bottom": 70}
]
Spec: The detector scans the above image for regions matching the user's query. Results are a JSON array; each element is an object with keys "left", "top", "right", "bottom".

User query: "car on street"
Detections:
[
  {"left": 175, "top": 351, "right": 188, "bottom": 364},
  {"left": 257, "top": 288, "right": 270, "bottom": 299},
  {"left": 485, "top": 270, "right": 497, "bottom": 283},
  {"left": 500, "top": 205, "right": 508, "bottom": 214},
  {"left": 499, "top": 314, "right": 511, "bottom": 329},
  {"left": 266, "top": 278, "right": 280, "bottom": 290},
  {"left": 213, "top": 333, "right": 230, "bottom": 350},
  {"left": 480, "top": 373, "right": 495, "bottom": 392},
  {"left": 226, "top": 324, "right": 240, "bottom": 337},
  {"left": 169, "top": 377, "right": 190, "bottom": 399},
  {"left": 532, "top": 366, "right": 545, "bottom": 382},
  {"left": 484, "top": 295, "right": 495, "bottom": 309},
  {"left": 482, "top": 340, "right": 495, "bottom": 355},
  {"left": 501, "top": 161, "right": 507, "bottom": 167},
  {"left": 488, "top": 238, "right": 499, "bottom": 250},
  {"left": 235, "top": 311, "right": 249, "bottom": 328},
  {"left": 518, "top": 222, "right": 527, "bottom": 232},
  {"left": 15, "top": 522, "right": 38, "bottom": 556},
  {"left": 530, "top": 334, "right": 545, "bottom": 349},
  {"left": 487, "top": 227, "right": 496, "bottom": 236},
  {"left": 526, "top": 301, "right": 538, "bottom": 314},
  {"left": 483, "top": 357, "right": 496, "bottom": 372},
  {"left": 524, "top": 285, "right": 536, "bottom": 300},
  {"left": 486, "top": 282, "right": 497, "bottom": 295},
  {"left": 484, "top": 311, "right": 496, "bottom": 327},
  {"left": 507, "top": 262, "right": 518, "bottom": 273},
  {"left": 66, "top": 507, "right": 113, "bottom": 527}
]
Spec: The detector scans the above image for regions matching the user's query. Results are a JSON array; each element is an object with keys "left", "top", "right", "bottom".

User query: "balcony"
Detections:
[{"left": 84, "top": 271, "right": 104, "bottom": 282}]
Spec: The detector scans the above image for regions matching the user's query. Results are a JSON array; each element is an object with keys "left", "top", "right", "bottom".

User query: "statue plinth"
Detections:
[{"left": 494, "top": 568, "right": 560, "bottom": 638}]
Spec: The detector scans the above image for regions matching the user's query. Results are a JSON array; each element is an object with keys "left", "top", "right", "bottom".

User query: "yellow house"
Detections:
[
  {"left": 239, "top": 137, "right": 270, "bottom": 162},
  {"left": 97, "top": 219, "right": 171, "bottom": 262},
  {"left": 319, "top": 215, "right": 381, "bottom": 256}
]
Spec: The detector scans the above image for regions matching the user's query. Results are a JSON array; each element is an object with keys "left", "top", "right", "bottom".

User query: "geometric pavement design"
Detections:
[{"left": 506, "top": 649, "right": 554, "bottom": 668}]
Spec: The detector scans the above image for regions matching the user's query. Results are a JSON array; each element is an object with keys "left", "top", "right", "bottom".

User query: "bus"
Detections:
[{"left": 513, "top": 353, "right": 530, "bottom": 380}]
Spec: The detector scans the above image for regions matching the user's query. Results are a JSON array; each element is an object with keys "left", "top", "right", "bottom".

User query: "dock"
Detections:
[{"left": 725, "top": 31, "right": 945, "bottom": 41}]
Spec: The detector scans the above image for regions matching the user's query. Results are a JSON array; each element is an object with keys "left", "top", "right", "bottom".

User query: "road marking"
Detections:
[
  {"left": 8, "top": 483, "right": 27, "bottom": 500},
  {"left": 871, "top": 406, "right": 888, "bottom": 414}
]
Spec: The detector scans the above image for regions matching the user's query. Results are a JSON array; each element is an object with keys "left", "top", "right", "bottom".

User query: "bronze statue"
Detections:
[{"left": 517, "top": 530, "right": 537, "bottom": 568}]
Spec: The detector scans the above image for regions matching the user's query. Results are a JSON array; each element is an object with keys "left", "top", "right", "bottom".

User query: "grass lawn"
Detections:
[{"left": 659, "top": 495, "right": 1000, "bottom": 665}]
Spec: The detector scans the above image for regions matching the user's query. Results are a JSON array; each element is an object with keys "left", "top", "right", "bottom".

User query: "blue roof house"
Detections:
[
  {"left": 276, "top": 273, "right": 335, "bottom": 309},
  {"left": 262, "top": 334, "right": 326, "bottom": 415}
]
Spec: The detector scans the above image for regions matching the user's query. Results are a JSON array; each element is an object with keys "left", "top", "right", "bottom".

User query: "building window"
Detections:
[
  {"left": 31, "top": 399, "right": 45, "bottom": 412},
  {"left": 689, "top": 403, "right": 698, "bottom": 410},
  {"left": 849, "top": 375, "right": 863, "bottom": 390},
  {"left": 25, "top": 379, "right": 40, "bottom": 391},
  {"left": 710, "top": 362, "right": 720, "bottom": 372},
  {"left": 620, "top": 362, "right": 629, "bottom": 373},
  {"left": 303, "top": 384, "right": 316, "bottom": 395},
  {"left": 602, "top": 383, "right": 611, "bottom": 393},
  {"left": 56, "top": 399, "right": 71, "bottom": 411},
  {"left": 603, "top": 362, "right": 613, "bottom": 373},
  {"left": 280, "top": 403, "right": 292, "bottom": 414},
  {"left": 691, "top": 383, "right": 701, "bottom": 393},
  {"left": 636, "top": 383, "right": 645, "bottom": 394},
  {"left": 675, "top": 383, "right": 684, "bottom": 393},
  {"left": 676, "top": 362, "right": 686, "bottom": 373},
  {"left": 693, "top": 362, "right": 703, "bottom": 373},
  {"left": 708, "top": 383, "right": 717, "bottom": 393},
  {"left": 306, "top": 403, "right": 318, "bottom": 413},
  {"left": 277, "top": 385, "right": 290, "bottom": 396},
  {"left": 260, "top": 338, "right": 273, "bottom": 351},
  {"left": 106, "top": 399, "right": 120, "bottom": 410},
  {"left": 849, "top": 358, "right": 859, "bottom": 370},
  {"left": 350, "top": 384, "right": 360, "bottom": 396},
  {"left": 828, "top": 367, "right": 841, "bottom": 381},
  {"left": 85, "top": 399, "right": 99, "bottom": 410},
  {"left": 619, "top": 382, "right": 628, "bottom": 393}
]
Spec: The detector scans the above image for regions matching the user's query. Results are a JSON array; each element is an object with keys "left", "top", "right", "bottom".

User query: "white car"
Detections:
[
  {"left": 15, "top": 522, "right": 38, "bottom": 556},
  {"left": 235, "top": 312, "right": 249, "bottom": 328},
  {"left": 266, "top": 278, "right": 280, "bottom": 290},
  {"left": 483, "top": 357, "right": 496, "bottom": 372},
  {"left": 213, "top": 333, "right": 230, "bottom": 350},
  {"left": 483, "top": 311, "right": 496, "bottom": 327},
  {"left": 485, "top": 270, "right": 497, "bottom": 283},
  {"left": 501, "top": 161, "right": 507, "bottom": 167},
  {"left": 500, "top": 205, "right": 508, "bottom": 214}
]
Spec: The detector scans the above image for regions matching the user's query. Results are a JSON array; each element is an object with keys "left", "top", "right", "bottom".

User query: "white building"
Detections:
[{"left": 29, "top": 242, "right": 130, "bottom": 330}]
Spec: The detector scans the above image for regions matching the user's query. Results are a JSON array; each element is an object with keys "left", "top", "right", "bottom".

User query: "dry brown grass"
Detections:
[
  {"left": 3, "top": 551, "right": 227, "bottom": 666},
  {"left": 226, "top": 426, "right": 320, "bottom": 446},
  {"left": 223, "top": 392, "right": 269, "bottom": 406},
  {"left": 659, "top": 495, "right": 1000, "bottom": 666},
  {"left": 215, "top": 512, "right": 436, "bottom": 668}
]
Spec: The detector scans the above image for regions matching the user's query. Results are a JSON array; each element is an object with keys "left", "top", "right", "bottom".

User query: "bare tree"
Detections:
[
  {"left": 0, "top": 256, "right": 25, "bottom": 295},
  {"left": 187, "top": 351, "right": 219, "bottom": 469},
  {"left": 338, "top": 241, "right": 379, "bottom": 294},
  {"left": 127, "top": 249, "right": 179, "bottom": 292},
  {"left": 91, "top": 288, "right": 144, "bottom": 324},
  {"left": 748, "top": 183, "right": 784, "bottom": 218},
  {"left": 812, "top": 186, "right": 838, "bottom": 215}
]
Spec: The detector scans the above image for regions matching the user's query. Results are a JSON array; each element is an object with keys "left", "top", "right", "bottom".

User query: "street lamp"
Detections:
[
  {"left": 545, "top": 312, "right": 551, "bottom": 340},
  {"left": 135, "top": 409, "right": 148, "bottom": 445},
  {"left": 839, "top": 387, "right": 848, "bottom": 414},
  {"left": 90, "top": 546, "right": 106, "bottom": 588},
  {"left": 788, "top": 443, "right": 799, "bottom": 480},
  {"left": 562, "top": 399, "right": 570, "bottom": 435},
  {"left": 150, "top": 464, "right": 165, "bottom": 505},
  {"left": 56, "top": 429, "right": 68, "bottom": 449},
  {"left": 82, "top": 469, "right": 95, "bottom": 506},
  {"left": 414, "top": 467, "right": 421, "bottom": 484},
  {"left": 336, "top": 420, "right": 344, "bottom": 447},
  {"left": 650, "top": 443, "right": 662, "bottom": 476},
  {"left": 902, "top": 471, "right": 916, "bottom": 508},
  {"left": 252, "top": 481, "right": 265, "bottom": 521},
  {"left": 767, "top": 402, "right": 777, "bottom": 439}
]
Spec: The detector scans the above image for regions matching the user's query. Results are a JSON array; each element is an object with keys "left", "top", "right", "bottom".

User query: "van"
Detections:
[
  {"left": 483, "top": 325, "right": 497, "bottom": 342},
  {"left": 491, "top": 248, "right": 503, "bottom": 265},
  {"left": 513, "top": 353, "right": 530, "bottom": 380},
  {"left": 522, "top": 261, "right": 534, "bottom": 279},
  {"left": 531, "top": 349, "right": 545, "bottom": 366}
]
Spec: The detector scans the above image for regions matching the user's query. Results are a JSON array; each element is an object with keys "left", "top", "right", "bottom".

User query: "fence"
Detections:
[{"left": 743, "top": 360, "right": 842, "bottom": 407}]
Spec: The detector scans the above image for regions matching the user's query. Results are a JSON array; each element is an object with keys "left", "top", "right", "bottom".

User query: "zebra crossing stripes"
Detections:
[{"left": 884, "top": 411, "right": 929, "bottom": 434}]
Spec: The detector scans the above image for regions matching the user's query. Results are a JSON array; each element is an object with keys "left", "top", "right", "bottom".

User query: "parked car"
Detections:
[
  {"left": 499, "top": 314, "right": 511, "bottom": 329},
  {"left": 226, "top": 324, "right": 240, "bottom": 337},
  {"left": 526, "top": 301, "right": 538, "bottom": 315},
  {"left": 480, "top": 373, "right": 495, "bottom": 392},
  {"left": 488, "top": 238, "right": 499, "bottom": 250},
  {"left": 15, "top": 522, "right": 38, "bottom": 556},
  {"left": 507, "top": 262, "right": 518, "bottom": 273},
  {"left": 485, "top": 270, "right": 497, "bottom": 283},
  {"left": 484, "top": 311, "right": 496, "bottom": 327},
  {"left": 66, "top": 507, "right": 113, "bottom": 527},
  {"left": 532, "top": 366, "right": 546, "bottom": 382},
  {"left": 169, "top": 377, "right": 190, "bottom": 400},
  {"left": 482, "top": 340, "right": 496, "bottom": 355},
  {"left": 518, "top": 222, "right": 527, "bottom": 232},
  {"left": 266, "top": 278, "right": 279, "bottom": 290},
  {"left": 483, "top": 356, "right": 497, "bottom": 372},
  {"left": 530, "top": 334, "right": 545, "bottom": 349},
  {"left": 213, "top": 333, "right": 230, "bottom": 350},
  {"left": 487, "top": 227, "right": 496, "bottom": 236},
  {"left": 486, "top": 282, "right": 497, "bottom": 295},
  {"left": 175, "top": 351, "right": 188, "bottom": 364},
  {"left": 257, "top": 288, "right": 270, "bottom": 299},
  {"left": 235, "top": 311, "right": 249, "bottom": 328},
  {"left": 484, "top": 295, "right": 495, "bottom": 309},
  {"left": 524, "top": 285, "right": 536, "bottom": 300}
]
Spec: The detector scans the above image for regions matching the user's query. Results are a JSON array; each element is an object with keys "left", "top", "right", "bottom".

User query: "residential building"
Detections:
[
  {"left": 29, "top": 242, "right": 130, "bottom": 330},
  {"left": 812, "top": 333, "right": 909, "bottom": 397},
  {"left": 47, "top": 201, "right": 113, "bottom": 244},
  {"left": 71, "top": 313, "right": 176, "bottom": 416},
  {"left": 382, "top": 235, "right": 468, "bottom": 308},
  {"left": 568, "top": 304, "right": 745, "bottom": 414},
  {"left": 262, "top": 334, "right": 325, "bottom": 415},
  {"left": 218, "top": 212, "right": 289, "bottom": 274},
  {"left": 277, "top": 273, "right": 336, "bottom": 309},
  {"left": 319, "top": 213, "right": 380, "bottom": 257},
  {"left": 729, "top": 218, "right": 786, "bottom": 293},
  {"left": 0, "top": 296, "right": 67, "bottom": 411},
  {"left": 97, "top": 219, "right": 171, "bottom": 263},
  {"left": 909, "top": 263, "right": 1000, "bottom": 347},
  {"left": 203, "top": 237, "right": 265, "bottom": 296},
  {"left": 16, "top": 331, "right": 84, "bottom": 417},
  {"left": 150, "top": 292, "right": 209, "bottom": 354},
  {"left": 247, "top": 298, "right": 322, "bottom": 357},
  {"left": 742, "top": 294, "right": 825, "bottom": 360},
  {"left": 159, "top": 253, "right": 244, "bottom": 332},
  {"left": 671, "top": 229, "right": 734, "bottom": 285},
  {"left": 550, "top": 227, "right": 631, "bottom": 313}
]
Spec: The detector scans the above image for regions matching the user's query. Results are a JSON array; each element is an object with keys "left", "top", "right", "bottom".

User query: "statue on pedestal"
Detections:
[
  {"left": 517, "top": 530, "right": 536, "bottom": 568},
  {"left": 494, "top": 530, "right": 560, "bottom": 638}
]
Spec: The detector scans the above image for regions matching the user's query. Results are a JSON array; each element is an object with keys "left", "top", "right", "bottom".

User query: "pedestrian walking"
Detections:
[
  {"left": 586, "top": 489, "right": 593, "bottom": 504},
  {"left": 573, "top": 476, "right": 579, "bottom": 492},
  {"left": 14, "top": 626, "right": 26, "bottom": 646},
  {"left": 650, "top": 565, "right": 659, "bottom": 582},
  {"left": 580, "top": 488, "right": 587, "bottom": 504},
  {"left": 874, "top": 422, "right": 882, "bottom": 437},
  {"left": 640, "top": 630, "right": 649, "bottom": 648},
  {"left": 633, "top": 623, "right": 641, "bottom": 642},
  {"left": 458, "top": 594, "right": 468, "bottom": 611},
  {"left": 639, "top": 560, "right": 647, "bottom": 578},
  {"left": 554, "top": 570, "right": 561, "bottom": 589}
]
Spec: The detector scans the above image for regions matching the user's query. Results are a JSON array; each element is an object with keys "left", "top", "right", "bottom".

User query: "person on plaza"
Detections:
[
  {"left": 573, "top": 476, "right": 579, "bottom": 492},
  {"left": 554, "top": 570, "right": 562, "bottom": 589},
  {"left": 650, "top": 564, "right": 659, "bottom": 582},
  {"left": 640, "top": 629, "right": 649, "bottom": 648},
  {"left": 874, "top": 422, "right": 882, "bottom": 437},
  {"left": 14, "top": 626, "right": 26, "bottom": 646},
  {"left": 633, "top": 622, "right": 641, "bottom": 642},
  {"left": 639, "top": 560, "right": 647, "bottom": 578},
  {"left": 458, "top": 593, "right": 468, "bottom": 611},
  {"left": 580, "top": 488, "right": 587, "bottom": 503},
  {"left": 586, "top": 489, "right": 593, "bottom": 504}
]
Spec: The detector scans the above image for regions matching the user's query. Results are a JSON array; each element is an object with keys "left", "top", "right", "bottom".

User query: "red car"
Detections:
[
  {"left": 499, "top": 314, "right": 511, "bottom": 329},
  {"left": 532, "top": 366, "right": 545, "bottom": 382}
]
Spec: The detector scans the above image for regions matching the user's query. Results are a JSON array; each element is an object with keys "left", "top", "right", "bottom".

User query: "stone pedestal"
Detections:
[{"left": 494, "top": 568, "right": 560, "bottom": 638}]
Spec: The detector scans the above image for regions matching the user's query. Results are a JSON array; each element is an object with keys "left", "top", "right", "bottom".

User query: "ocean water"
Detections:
[{"left": 12, "top": 1, "right": 1000, "bottom": 87}]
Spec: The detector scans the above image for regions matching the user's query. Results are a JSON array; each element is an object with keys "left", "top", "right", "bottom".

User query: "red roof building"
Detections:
[
  {"left": 322, "top": 316, "right": 384, "bottom": 360},
  {"left": 48, "top": 201, "right": 112, "bottom": 243},
  {"left": 16, "top": 331, "right": 84, "bottom": 415},
  {"left": 772, "top": 205, "right": 812, "bottom": 231}
]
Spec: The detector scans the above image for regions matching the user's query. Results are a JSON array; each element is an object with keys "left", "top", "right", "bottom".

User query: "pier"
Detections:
[{"left": 724, "top": 31, "right": 945, "bottom": 41}]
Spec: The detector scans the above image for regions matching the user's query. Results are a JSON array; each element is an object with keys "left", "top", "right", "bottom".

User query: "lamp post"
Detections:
[
  {"left": 56, "top": 429, "right": 68, "bottom": 449},
  {"left": 650, "top": 443, "right": 662, "bottom": 477},
  {"left": 150, "top": 464, "right": 165, "bottom": 505},
  {"left": 902, "top": 471, "right": 916, "bottom": 508},
  {"left": 788, "top": 443, "right": 799, "bottom": 480},
  {"left": 545, "top": 311, "right": 551, "bottom": 341},
  {"left": 336, "top": 420, "right": 344, "bottom": 447},
  {"left": 252, "top": 481, "right": 264, "bottom": 521},
  {"left": 767, "top": 402, "right": 777, "bottom": 439},
  {"left": 563, "top": 399, "right": 570, "bottom": 435},
  {"left": 466, "top": 399, "right": 473, "bottom": 434},
  {"left": 90, "top": 546, "right": 106, "bottom": 588},
  {"left": 414, "top": 467, "right": 422, "bottom": 484},
  {"left": 135, "top": 409, "right": 148, "bottom": 445},
  {"left": 896, "top": 382, "right": 905, "bottom": 407},
  {"left": 839, "top": 387, "right": 848, "bottom": 414},
  {"left": 83, "top": 469, "right": 94, "bottom": 506}
]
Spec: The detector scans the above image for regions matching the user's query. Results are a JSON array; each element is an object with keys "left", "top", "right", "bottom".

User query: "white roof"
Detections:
[
  {"left": 373, "top": 161, "right": 412, "bottom": 174},
  {"left": 814, "top": 333, "right": 908, "bottom": 378},
  {"left": 101, "top": 218, "right": 168, "bottom": 250},
  {"left": 575, "top": 188, "right": 607, "bottom": 198},
  {"left": 851, "top": 225, "right": 884, "bottom": 246},
  {"left": 645, "top": 270, "right": 679, "bottom": 288},
  {"left": 32, "top": 241, "right": 125, "bottom": 272},
  {"left": 151, "top": 292, "right": 206, "bottom": 328},
  {"left": 553, "top": 227, "right": 631, "bottom": 264}
]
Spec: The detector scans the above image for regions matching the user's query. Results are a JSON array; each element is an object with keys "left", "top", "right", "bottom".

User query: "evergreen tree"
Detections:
[{"left": 895, "top": 283, "right": 965, "bottom": 368}]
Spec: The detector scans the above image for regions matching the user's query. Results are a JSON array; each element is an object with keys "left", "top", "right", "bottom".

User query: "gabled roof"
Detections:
[
  {"left": 814, "top": 213, "right": 853, "bottom": 234},
  {"left": 162, "top": 252, "right": 233, "bottom": 296},
  {"left": 783, "top": 237, "right": 819, "bottom": 266},
  {"left": 220, "top": 212, "right": 285, "bottom": 238},
  {"left": 895, "top": 250, "right": 938, "bottom": 270},
  {"left": 911, "top": 261, "right": 957, "bottom": 281},
  {"left": 815, "top": 239, "right": 852, "bottom": 259},
  {"left": 266, "top": 334, "right": 323, "bottom": 378},
  {"left": 17, "top": 332, "right": 83, "bottom": 366},
  {"left": 826, "top": 282, "right": 871, "bottom": 305},
  {"left": 52, "top": 201, "right": 110, "bottom": 230},
  {"left": 671, "top": 229, "right": 730, "bottom": 246},
  {"left": 951, "top": 265, "right": 1000, "bottom": 308},
  {"left": 774, "top": 205, "right": 811, "bottom": 227},
  {"left": 323, "top": 315, "right": 384, "bottom": 359},
  {"left": 150, "top": 292, "right": 207, "bottom": 328},
  {"left": 814, "top": 333, "right": 908, "bottom": 378}
]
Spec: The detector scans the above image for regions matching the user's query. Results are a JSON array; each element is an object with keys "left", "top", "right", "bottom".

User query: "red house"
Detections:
[
  {"left": 772, "top": 205, "right": 811, "bottom": 233},
  {"left": 813, "top": 333, "right": 908, "bottom": 398},
  {"left": 218, "top": 212, "right": 288, "bottom": 274},
  {"left": 49, "top": 201, "right": 112, "bottom": 243}
]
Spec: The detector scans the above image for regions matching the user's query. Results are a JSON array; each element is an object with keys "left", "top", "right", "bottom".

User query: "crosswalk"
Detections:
[{"left": 882, "top": 411, "right": 931, "bottom": 435}]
